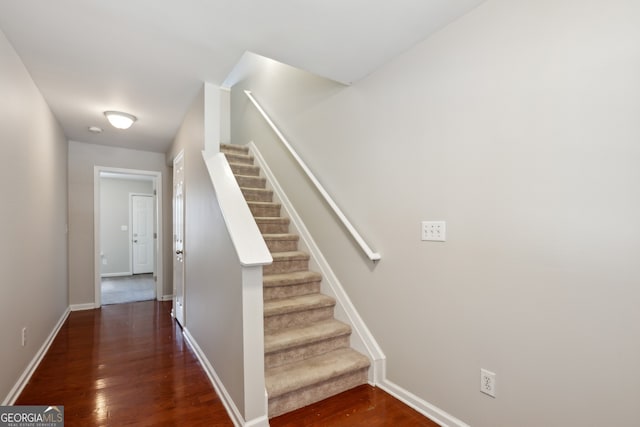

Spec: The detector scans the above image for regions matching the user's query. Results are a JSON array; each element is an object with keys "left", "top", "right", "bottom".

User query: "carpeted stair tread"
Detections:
[
  {"left": 263, "top": 271, "right": 321, "bottom": 287},
  {"left": 234, "top": 174, "right": 267, "bottom": 189},
  {"left": 265, "top": 319, "right": 351, "bottom": 354},
  {"left": 254, "top": 216, "right": 289, "bottom": 223},
  {"left": 223, "top": 152, "right": 254, "bottom": 165},
  {"left": 264, "top": 293, "right": 335, "bottom": 317},
  {"left": 248, "top": 201, "right": 280, "bottom": 207},
  {"left": 270, "top": 251, "right": 309, "bottom": 262},
  {"left": 220, "top": 143, "right": 249, "bottom": 154},
  {"left": 265, "top": 251, "right": 310, "bottom": 273},
  {"left": 241, "top": 187, "right": 274, "bottom": 202},
  {"left": 263, "top": 271, "right": 322, "bottom": 301},
  {"left": 254, "top": 217, "right": 290, "bottom": 231},
  {"left": 229, "top": 162, "right": 260, "bottom": 176},
  {"left": 247, "top": 201, "right": 281, "bottom": 217},
  {"left": 262, "top": 233, "right": 299, "bottom": 252},
  {"left": 262, "top": 233, "right": 299, "bottom": 241},
  {"left": 265, "top": 348, "right": 370, "bottom": 398}
]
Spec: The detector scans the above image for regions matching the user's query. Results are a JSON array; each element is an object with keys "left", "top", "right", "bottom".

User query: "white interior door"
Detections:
[
  {"left": 131, "top": 194, "right": 154, "bottom": 274},
  {"left": 173, "top": 152, "right": 185, "bottom": 327}
]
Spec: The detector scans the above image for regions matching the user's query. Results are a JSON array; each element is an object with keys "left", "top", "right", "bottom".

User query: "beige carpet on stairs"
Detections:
[{"left": 220, "top": 143, "right": 370, "bottom": 418}]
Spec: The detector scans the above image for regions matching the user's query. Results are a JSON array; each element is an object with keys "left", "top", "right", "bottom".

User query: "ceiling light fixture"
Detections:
[{"left": 104, "top": 111, "right": 137, "bottom": 130}]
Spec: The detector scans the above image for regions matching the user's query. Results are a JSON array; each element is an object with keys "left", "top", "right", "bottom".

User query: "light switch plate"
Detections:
[{"left": 421, "top": 221, "right": 446, "bottom": 241}]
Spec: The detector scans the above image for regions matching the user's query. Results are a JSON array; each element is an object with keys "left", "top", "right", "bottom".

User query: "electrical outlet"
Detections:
[
  {"left": 480, "top": 368, "right": 496, "bottom": 397},
  {"left": 21, "top": 327, "right": 27, "bottom": 347},
  {"left": 421, "top": 221, "right": 446, "bottom": 241}
]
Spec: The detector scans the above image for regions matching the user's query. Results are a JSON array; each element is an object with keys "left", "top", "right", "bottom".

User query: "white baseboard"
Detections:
[
  {"left": 70, "top": 303, "right": 98, "bottom": 311},
  {"left": 244, "top": 415, "right": 269, "bottom": 427},
  {"left": 159, "top": 294, "right": 174, "bottom": 301},
  {"left": 182, "top": 328, "right": 269, "bottom": 427},
  {"left": 379, "top": 379, "right": 471, "bottom": 427},
  {"left": 2, "top": 307, "right": 71, "bottom": 405}
]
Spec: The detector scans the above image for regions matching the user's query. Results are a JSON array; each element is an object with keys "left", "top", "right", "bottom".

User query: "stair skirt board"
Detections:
[{"left": 221, "top": 143, "right": 374, "bottom": 417}]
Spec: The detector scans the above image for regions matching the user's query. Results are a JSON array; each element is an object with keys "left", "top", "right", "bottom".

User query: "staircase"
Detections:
[{"left": 220, "top": 143, "right": 370, "bottom": 418}]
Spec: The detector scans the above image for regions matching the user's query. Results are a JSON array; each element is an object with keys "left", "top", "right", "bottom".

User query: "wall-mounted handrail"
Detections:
[{"left": 244, "top": 90, "right": 381, "bottom": 262}]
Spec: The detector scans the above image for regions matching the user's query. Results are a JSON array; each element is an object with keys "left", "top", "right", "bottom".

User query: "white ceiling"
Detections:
[{"left": 0, "top": 0, "right": 484, "bottom": 153}]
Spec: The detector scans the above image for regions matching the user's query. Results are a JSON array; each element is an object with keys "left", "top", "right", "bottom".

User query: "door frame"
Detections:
[
  {"left": 94, "top": 166, "right": 164, "bottom": 307},
  {"left": 172, "top": 150, "right": 186, "bottom": 326}
]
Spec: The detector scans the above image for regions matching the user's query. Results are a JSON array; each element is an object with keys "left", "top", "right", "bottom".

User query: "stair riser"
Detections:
[
  {"left": 265, "top": 335, "right": 351, "bottom": 370},
  {"left": 241, "top": 189, "right": 274, "bottom": 202},
  {"left": 236, "top": 176, "right": 266, "bottom": 189},
  {"left": 256, "top": 221, "right": 290, "bottom": 234},
  {"left": 224, "top": 153, "right": 254, "bottom": 165},
  {"left": 268, "top": 368, "right": 369, "bottom": 418},
  {"left": 263, "top": 281, "right": 321, "bottom": 301},
  {"left": 249, "top": 204, "right": 281, "bottom": 217},
  {"left": 265, "top": 306, "right": 334, "bottom": 332},
  {"left": 264, "top": 259, "right": 309, "bottom": 275},
  {"left": 230, "top": 164, "right": 260, "bottom": 176},
  {"left": 265, "top": 239, "right": 298, "bottom": 252}
]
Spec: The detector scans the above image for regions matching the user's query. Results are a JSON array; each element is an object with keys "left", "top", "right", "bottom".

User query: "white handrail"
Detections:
[{"left": 244, "top": 90, "right": 381, "bottom": 262}]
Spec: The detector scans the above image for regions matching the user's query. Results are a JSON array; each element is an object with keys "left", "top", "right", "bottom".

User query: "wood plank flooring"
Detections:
[
  {"left": 16, "top": 301, "right": 232, "bottom": 426},
  {"left": 17, "top": 300, "right": 440, "bottom": 426},
  {"left": 270, "top": 384, "right": 441, "bottom": 427}
]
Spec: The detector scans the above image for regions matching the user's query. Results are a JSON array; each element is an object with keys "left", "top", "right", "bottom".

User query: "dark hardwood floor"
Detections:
[
  {"left": 17, "top": 300, "right": 439, "bottom": 426},
  {"left": 270, "top": 384, "right": 440, "bottom": 427}
]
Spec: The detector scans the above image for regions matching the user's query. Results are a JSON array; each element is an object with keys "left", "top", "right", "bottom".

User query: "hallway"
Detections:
[{"left": 16, "top": 301, "right": 232, "bottom": 426}]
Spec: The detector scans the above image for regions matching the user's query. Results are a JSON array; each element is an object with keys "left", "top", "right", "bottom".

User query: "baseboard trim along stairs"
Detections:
[{"left": 222, "top": 143, "right": 372, "bottom": 417}]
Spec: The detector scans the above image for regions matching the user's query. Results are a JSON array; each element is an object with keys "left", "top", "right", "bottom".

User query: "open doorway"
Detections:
[{"left": 94, "top": 167, "right": 164, "bottom": 306}]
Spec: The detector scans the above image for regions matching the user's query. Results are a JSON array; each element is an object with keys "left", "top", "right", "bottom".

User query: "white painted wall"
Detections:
[
  {"left": 68, "top": 142, "right": 172, "bottom": 304},
  {"left": 230, "top": 1, "right": 640, "bottom": 425},
  {"left": 0, "top": 29, "right": 68, "bottom": 402},
  {"left": 100, "top": 177, "right": 154, "bottom": 275},
  {"left": 167, "top": 87, "right": 247, "bottom": 419}
]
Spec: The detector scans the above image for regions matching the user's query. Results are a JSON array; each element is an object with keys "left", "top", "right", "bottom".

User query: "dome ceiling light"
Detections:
[{"left": 104, "top": 111, "right": 137, "bottom": 130}]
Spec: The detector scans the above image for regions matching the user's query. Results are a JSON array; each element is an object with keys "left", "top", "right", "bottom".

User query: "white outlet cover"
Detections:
[{"left": 480, "top": 368, "right": 496, "bottom": 397}]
